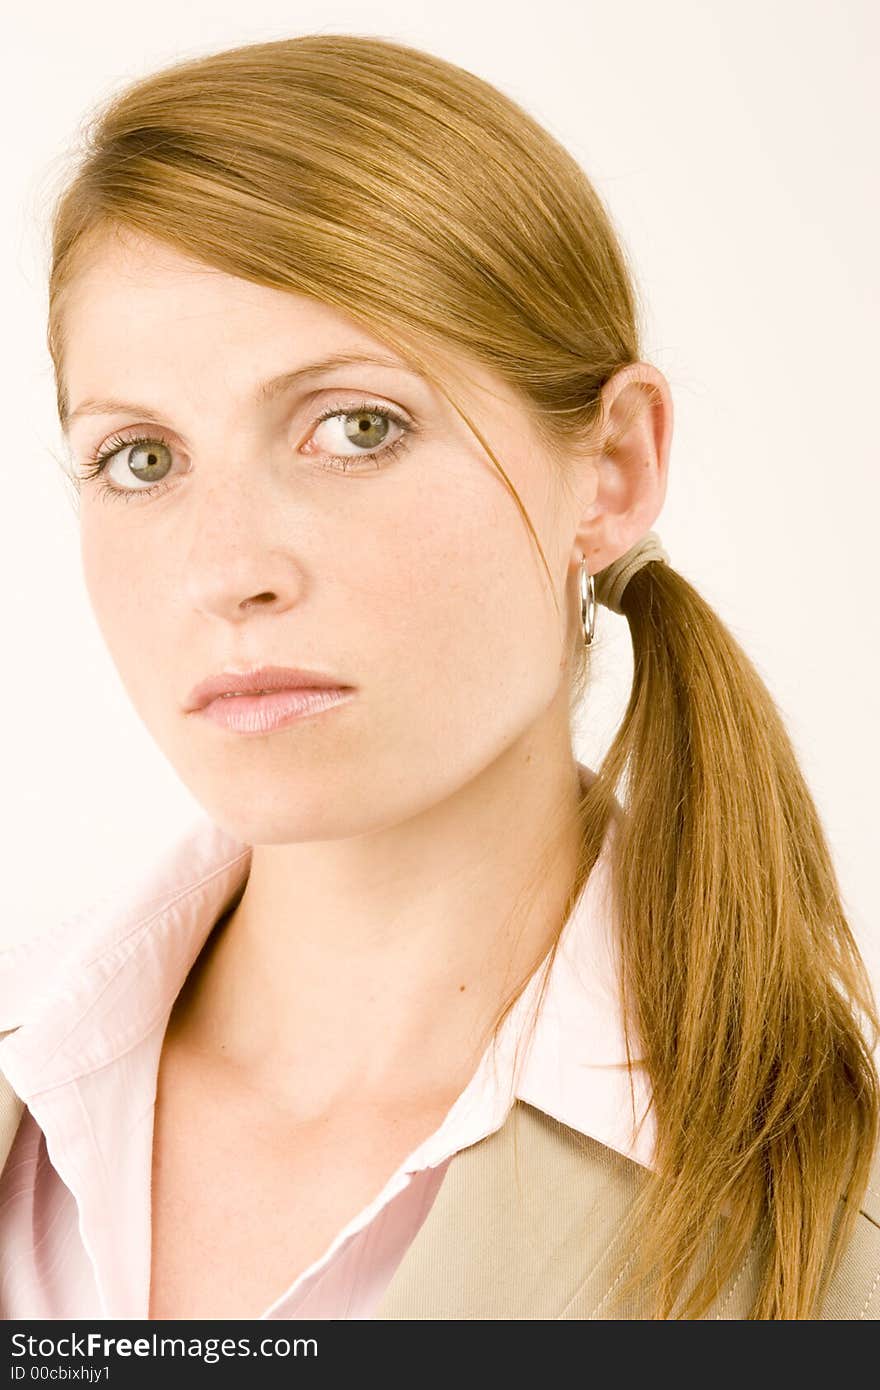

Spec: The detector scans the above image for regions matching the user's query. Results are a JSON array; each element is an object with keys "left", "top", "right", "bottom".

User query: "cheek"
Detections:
[
  {"left": 80, "top": 516, "right": 161, "bottom": 656},
  {"left": 363, "top": 492, "right": 562, "bottom": 714}
]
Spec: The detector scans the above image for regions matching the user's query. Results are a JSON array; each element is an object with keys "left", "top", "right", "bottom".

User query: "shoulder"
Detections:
[{"left": 511, "top": 1103, "right": 880, "bottom": 1319}]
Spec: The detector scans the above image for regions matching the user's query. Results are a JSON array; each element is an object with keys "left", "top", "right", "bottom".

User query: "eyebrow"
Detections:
[{"left": 62, "top": 351, "right": 423, "bottom": 432}]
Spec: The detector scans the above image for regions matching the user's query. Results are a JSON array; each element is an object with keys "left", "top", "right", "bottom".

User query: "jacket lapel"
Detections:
[
  {"left": 373, "top": 1098, "right": 771, "bottom": 1319},
  {"left": 375, "top": 1098, "right": 650, "bottom": 1319}
]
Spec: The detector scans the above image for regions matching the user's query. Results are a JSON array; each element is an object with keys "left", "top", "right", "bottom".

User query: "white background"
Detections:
[{"left": 2, "top": 2, "right": 878, "bottom": 988}]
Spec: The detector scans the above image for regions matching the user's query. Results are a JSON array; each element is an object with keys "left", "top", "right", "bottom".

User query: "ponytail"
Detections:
[{"left": 585, "top": 556, "right": 880, "bottom": 1317}]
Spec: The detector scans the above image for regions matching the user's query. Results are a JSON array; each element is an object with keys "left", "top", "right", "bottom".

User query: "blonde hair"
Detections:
[{"left": 44, "top": 32, "right": 879, "bottom": 1318}]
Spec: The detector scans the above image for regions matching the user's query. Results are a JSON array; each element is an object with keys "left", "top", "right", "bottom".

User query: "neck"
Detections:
[{"left": 166, "top": 724, "right": 587, "bottom": 1118}]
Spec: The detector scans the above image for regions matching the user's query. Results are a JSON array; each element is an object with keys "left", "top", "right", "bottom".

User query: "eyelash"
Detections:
[{"left": 77, "top": 400, "right": 416, "bottom": 504}]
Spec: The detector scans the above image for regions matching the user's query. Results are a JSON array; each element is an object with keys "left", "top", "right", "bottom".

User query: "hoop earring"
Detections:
[{"left": 579, "top": 554, "right": 596, "bottom": 648}]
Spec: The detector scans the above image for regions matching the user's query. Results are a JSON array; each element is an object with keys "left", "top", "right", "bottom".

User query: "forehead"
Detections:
[{"left": 62, "top": 229, "right": 392, "bottom": 370}]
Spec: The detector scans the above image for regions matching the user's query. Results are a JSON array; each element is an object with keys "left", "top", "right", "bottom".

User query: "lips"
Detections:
[{"left": 183, "top": 664, "right": 353, "bottom": 713}]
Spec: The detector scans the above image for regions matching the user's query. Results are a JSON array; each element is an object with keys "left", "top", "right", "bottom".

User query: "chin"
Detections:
[{"left": 191, "top": 792, "right": 372, "bottom": 847}]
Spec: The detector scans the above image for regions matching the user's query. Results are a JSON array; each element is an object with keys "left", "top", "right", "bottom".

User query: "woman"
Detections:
[{"left": 1, "top": 33, "right": 878, "bottom": 1321}]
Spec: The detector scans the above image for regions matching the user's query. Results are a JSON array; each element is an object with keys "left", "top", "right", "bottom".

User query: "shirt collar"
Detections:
[
  {"left": 0, "top": 819, "right": 251, "bottom": 1094},
  {"left": 0, "top": 761, "right": 654, "bottom": 1170}
]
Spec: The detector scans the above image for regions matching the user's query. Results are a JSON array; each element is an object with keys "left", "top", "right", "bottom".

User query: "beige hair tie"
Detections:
[{"left": 592, "top": 530, "right": 670, "bottom": 614}]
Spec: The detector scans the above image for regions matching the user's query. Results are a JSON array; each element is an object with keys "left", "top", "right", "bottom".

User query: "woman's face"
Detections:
[{"left": 62, "top": 229, "right": 586, "bottom": 843}]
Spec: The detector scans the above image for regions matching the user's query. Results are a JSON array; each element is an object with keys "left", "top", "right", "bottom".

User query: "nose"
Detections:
[{"left": 175, "top": 464, "right": 314, "bottom": 622}]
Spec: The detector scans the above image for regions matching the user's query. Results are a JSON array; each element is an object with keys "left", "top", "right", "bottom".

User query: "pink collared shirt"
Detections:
[{"left": 0, "top": 761, "right": 655, "bottom": 1319}]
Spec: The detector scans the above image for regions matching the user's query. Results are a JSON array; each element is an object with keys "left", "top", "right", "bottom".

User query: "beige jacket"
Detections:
[{"left": 2, "top": 1039, "right": 878, "bottom": 1319}]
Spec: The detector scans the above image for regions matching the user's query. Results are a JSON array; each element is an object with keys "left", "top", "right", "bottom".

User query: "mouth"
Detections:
[
  {"left": 195, "top": 685, "right": 356, "bottom": 735},
  {"left": 183, "top": 664, "right": 354, "bottom": 713}
]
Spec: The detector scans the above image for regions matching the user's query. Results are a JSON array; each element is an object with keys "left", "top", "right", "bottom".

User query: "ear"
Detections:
[{"left": 570, "top": 362, "right": 673, "bottom": 575}]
